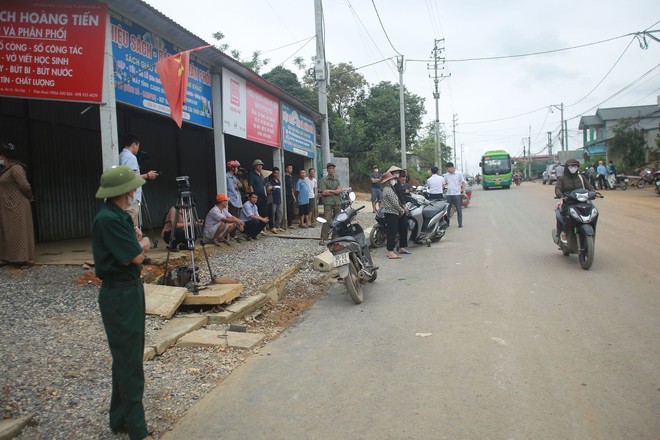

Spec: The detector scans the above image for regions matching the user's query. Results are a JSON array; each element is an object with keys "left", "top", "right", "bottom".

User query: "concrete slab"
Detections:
[
  {"left": 0, "top": 413, "right": 34, "bottom": 440},
  {"left": 258, "top": 263, "right": 301, "bottom": 302},
  {"left": 207, "top": 293, "right": 270, "bottom": 324},
  {"left": 147, "top": 316, "right": 208, "bottom": 355},
  {"left": 177, "top": 329, "right": 265, "bottom": 350},
  {"left": 143, "top": 346, "right": 156, "bottom": 362},
  {"left": 182, "top": 283, "right": 243, "bottom": 306},
  {"left": 313, "top": 250, "right": 334, "bottom": 272},
  {"left": 144, "top": 284, "right": 188, "bottom": 318}
]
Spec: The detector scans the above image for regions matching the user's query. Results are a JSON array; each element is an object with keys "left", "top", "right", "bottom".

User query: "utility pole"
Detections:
[
  {"left": 547, "top": 131, "right": 553, "bottom": 163},
  {"left": 551, "top": 103, "right": 564, "bottom": 151},
  {"left": 451, "top": 113, "right": 458, "bottom": 167},
  {"left": 564, "top": 120, "right": 569, "bottom": 151},
  {"left": 528, "top": 125, "right": 532, "bottom": 179},
  {"left": 397, "top": 55, "right": 407, "bottom": 169},
  {"left": 314, "top": 0, "right": 331, "bottom": 168},
  {"left": 428, "top": 39, "right": 449, "bottom": 169}
]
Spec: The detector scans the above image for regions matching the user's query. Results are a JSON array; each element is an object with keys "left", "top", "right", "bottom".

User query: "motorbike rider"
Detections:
[{"left": 554, "top": 158, "right": 595, "bottom": 242}]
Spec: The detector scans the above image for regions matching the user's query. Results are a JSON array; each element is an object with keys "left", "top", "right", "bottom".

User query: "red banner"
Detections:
[
  {"left": 246, "top": 82, "right": 280, "bottom": 147},
  {"left": 0, "top": 1, "right": 107, "bottom": 102}
]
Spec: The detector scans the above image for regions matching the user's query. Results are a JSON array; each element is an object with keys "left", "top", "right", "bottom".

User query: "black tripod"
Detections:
[{"left": 161, "top": 176, "right": 216, "bottom": 294}]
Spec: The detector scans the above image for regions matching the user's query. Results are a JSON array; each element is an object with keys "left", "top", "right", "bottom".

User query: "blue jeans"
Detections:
[{"left": 446, "top": 195, "right": 463, "bottom": 227}]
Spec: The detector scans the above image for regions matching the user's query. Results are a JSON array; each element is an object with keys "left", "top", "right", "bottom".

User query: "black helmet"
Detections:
[{"left": 565, "top": 159, "right": 580, "bottom": 167}]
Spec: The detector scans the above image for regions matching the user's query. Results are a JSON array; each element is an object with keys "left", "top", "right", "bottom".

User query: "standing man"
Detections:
[
  {"left": 426, "top": 166, "right": 445, "bottom": 200},
  {"left": 92, "top": 166, "right": 152, "bottom": 440},
  {"left": 284, "top": 165, "right": 296, "bottom": 229},
  {"left": 596, "top": 160, "right": 607, "bottom": 190},
  {"left": 226, "top": 160, "right": 243, "bottom": 218},
  {"left": 248, "top": 159, "right": 268, "bottom": 224},
  {"left": 118, "top": 134, "right": 159, "bottom": 227},
  {"left": 296, "top": 168, "right": 311, "bottom": 228},
  {"left": 318, "top": 162, "right": 345, "bottom": 245},
  {"left": 369, "top": 164, "right": 383, "bottom": 212},
  {"left": 307, "top": 168, "right": 318, "bottom": 227},
  {"left": 444, "top": 162, "right": 466, "bottom": 228}
]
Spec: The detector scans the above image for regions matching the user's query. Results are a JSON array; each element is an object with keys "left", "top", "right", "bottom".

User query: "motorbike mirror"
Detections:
[
  {"left": 349, "top": 191, "right": 356, "bottom": 201},
  {"left": 316, "top": 217, "right": 327, "bottom": 224}
]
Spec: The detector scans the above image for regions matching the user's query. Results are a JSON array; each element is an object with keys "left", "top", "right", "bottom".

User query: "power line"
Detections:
[
  {"left": 275, "top": 36, "right": 316, "bottom": 67},
  {"left": 370, "top": 0, "right": 401, "bottom": 55}
]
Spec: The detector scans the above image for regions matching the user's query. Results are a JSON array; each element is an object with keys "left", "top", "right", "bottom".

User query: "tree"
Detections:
[
  {"left": 261, "top": 66, "right": 316, "bottom": 107},
  {"left": 611, "top": 118, "right": 646, "bottom": 171},
  {"left": 212, "top": 31, "right": 270, "bottom": 73},
  {"left": 407, "top": 122, "right": 450, "bottom": 182}
]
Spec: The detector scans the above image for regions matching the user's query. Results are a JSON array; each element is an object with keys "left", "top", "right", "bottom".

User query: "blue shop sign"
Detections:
[
  {"left": 110, "top": 11, "right": 213, "bottom": 128},
  {"left": 282, "top": 103, "right": 316, "bottom": 158}
]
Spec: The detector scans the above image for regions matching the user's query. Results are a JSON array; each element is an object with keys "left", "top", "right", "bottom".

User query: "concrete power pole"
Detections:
[
  {"left": 428, "top": 39, "right": 448, "bottom": 169},
  {"left": 451, "top": 113, "right": 458, "bottom": 166},
  {"left": 314, "top": 0, "right": 331, "bottom": 168},
  {"left": 547, "top": 131, "right": 553, "bottom": 163},
  {"left": 528, "top": 125, "right": 532, "bottom": 179},
  {"left": 398, "top": 55, "right": 407, "bottom": 169}
]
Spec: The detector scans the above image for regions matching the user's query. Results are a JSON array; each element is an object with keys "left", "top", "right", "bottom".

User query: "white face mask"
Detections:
[
  {"left": 392, "top": 172, "right": 400, "bottom": 178},
  {"left": 568, "top": 166, "right": 578, "bottom": 174},
  {"left": 127, "top": 192, "right": 137, "bottom": 206}
]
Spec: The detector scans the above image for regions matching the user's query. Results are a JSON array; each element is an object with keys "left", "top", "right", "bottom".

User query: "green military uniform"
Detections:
[
  {"left": 318, "top": 173, "right": 342, "bottom": 241},
  {"left": 93, "top": 166, "right": 149, "bottom": 440}
]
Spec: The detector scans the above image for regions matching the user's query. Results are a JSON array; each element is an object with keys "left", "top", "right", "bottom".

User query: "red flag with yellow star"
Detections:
[{"left": 155, "top": 45, "right": 211, "bottom": 128}]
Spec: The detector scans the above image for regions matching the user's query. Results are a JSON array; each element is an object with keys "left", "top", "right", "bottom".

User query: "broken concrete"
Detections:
[
  {"left": 258, "top": 263, "right": 301, "bottom": 302},
  {"left": 0, "top": 413, "right": 34, "bottom": 440},
  {"left": 207, "top": 294, "right": 270, "bottom": 325},
  {"left": 177, "top": 329, "right": 265, "bottom": 350},
  {"left": 146, "top": 316, "right": 208, "bottom": 355}
]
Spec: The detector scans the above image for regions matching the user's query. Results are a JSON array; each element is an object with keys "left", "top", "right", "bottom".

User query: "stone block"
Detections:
[
  {"left": 313, "top": 250, "right": 334, "bottom": 272},
  {"left": 176, "top": 329, "right": 264, "bottom": 350},
  {"left": 143, "top": 346, "right": 156, "bottom": 362},
  {"left": 258, "top": 263, "right": 301, "bottom": 302},
  {"left": 147, "top": 316, "right": 208, "bottom": 355},
  {"left": 144, "top": 284, "right": 188, "bottom": 318},
  {"left": 207, "top": 294, "right": 270, "bottom": 324},
  {"left": 182, "top": 283, "right": 243, "bottom": 306}
]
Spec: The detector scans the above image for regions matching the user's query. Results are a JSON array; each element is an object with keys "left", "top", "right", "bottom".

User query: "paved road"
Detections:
[{"left": 163, "top": 183, "right": 660, "bottom": 440}]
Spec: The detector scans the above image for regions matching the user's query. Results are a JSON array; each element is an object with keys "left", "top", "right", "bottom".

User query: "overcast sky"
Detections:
[{"left": 143, "top": 0, "right": 660, "bottom": 173}]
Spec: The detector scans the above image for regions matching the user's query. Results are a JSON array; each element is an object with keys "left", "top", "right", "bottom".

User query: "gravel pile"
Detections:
[{"left": 0, "top": 207, "right": 374, "bottom": 439}]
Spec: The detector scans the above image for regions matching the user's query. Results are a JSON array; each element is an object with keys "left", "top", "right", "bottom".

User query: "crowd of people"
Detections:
[{"left": 586, "top": 160, "right": 617, "bottom": 190}]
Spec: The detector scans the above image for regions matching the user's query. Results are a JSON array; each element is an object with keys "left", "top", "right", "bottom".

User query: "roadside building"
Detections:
[{"left": 0, "top": 0, "right": 321, "bottom": 242}]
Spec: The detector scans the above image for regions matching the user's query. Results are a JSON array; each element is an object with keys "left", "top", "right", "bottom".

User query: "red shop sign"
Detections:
[
  {"left": 0, "top": 1, "right": 107, "bottom": 103},
  {"left": 246, "top": 82, "right": 280, "bottom": 147}
]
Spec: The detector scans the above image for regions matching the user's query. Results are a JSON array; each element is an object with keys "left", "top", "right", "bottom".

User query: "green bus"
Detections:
[{"left": 479, "top": 150, "right": 513, "bottom": 189}]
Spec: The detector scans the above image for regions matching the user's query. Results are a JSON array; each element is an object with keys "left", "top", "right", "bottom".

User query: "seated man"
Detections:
[
  {"left": 203, "top": 194, "right": 244, "bottom": 246},
  {"left": 161, "top": 206, "right": 187, "bottom": 251},
  {"left": 238, "top": 192, "right": 269, "bottom": 240}
]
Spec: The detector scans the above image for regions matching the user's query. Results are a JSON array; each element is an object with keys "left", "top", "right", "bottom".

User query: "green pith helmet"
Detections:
[{"left": 95, "top": 165, "right": 145, "bottom": 199}]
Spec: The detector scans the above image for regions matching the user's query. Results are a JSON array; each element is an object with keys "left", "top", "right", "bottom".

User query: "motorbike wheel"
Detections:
[
  {"left": 367, "top": 269, "right": 378, "bottom": 282},
  {"left": 620, "top": 181, "right": 628, "bottom": 190},
  {"left": 578, "top": 235, "right": 595, "bottom": 270},
  {"left": 369, "top": 225, "right": 386, "bottom": 248},
  {"left": 345, "top": 261, "right": 364, "bottom": 304},
  {"left": 636, "top": 179, "right": 647, "bottom": 189}
]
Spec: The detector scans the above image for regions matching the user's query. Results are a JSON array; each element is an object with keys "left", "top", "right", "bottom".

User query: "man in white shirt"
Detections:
[
  {"left": 306, "top": 168, "right": 318, "bottom": 227},
  {"left": 426, "top": 166, "right": 445, "bottom": 200},
  {"left": 118, "top": 134, "right": 159, "bottom": 227},
  {"left": 443, "top": 162, "right": 466, "bottom": 228}
]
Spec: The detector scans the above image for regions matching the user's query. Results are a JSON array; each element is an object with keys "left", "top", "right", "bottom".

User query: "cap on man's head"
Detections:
[
  {"left": 216, "top": 193, "right": 229, "bottom": 203},
  {"left": 446, "top": 162, "right": 454, "bottom": 168},
  {"left": 326, "top": 162, "right": 336, "bottom": 169}
]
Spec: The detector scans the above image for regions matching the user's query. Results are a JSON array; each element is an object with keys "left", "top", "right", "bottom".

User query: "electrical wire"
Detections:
[
  {"left": 461, "top": 106, "right": 549, "bottom": 125},
  {"left": 370, "top": 0, "right": 401, "bottom": 56},
  {"left": 275, "top": 36, "right": 317, "bottom": 67},
  {"left": 263, "top": 36, "right": 316, "bottom": 54}
]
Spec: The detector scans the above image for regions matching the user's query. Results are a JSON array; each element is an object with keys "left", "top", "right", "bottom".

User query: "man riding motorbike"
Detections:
[{"left": 554, "top": 158, "right": 595, "bottom": 242}]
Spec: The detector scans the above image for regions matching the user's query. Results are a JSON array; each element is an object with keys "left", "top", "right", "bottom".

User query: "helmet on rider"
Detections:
[
  {"left": 227, "top": 160, "right": 240, "bottom": 171},
  {"left": 564, "top": 159, "right": 580, "bottom": 167}
]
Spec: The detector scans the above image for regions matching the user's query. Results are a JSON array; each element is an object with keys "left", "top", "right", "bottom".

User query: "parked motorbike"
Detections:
[
  {"left": 339, "top": 187, "right": 354, "bottom": 210},
  {"left": 636, "top": 167, "right": 655, "bottom": 188},
  {"left": 552, "top": 188, "right": 603, "bottom": 270},
  {"left": 404, "top": 193, "right": 450, "bottom": 246},
  {"left": 317, "top": 192, "right": 377, "bottom": 304},
  {"left": 655, "top": 170, "right": 660, "bottom": 195},
  {"left": 606, "top": 173, "right": 629, "bottom": 190},
  {"left": 369, "top": 208, "right": 387, "bottom": 248},
  {"left": 513, "top": 174, "right": 522, "bottom": 186}
]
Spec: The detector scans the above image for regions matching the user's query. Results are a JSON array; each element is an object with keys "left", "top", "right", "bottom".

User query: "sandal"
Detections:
[{"left": 387, "top": 253, "right": 402, "bottom": 259}]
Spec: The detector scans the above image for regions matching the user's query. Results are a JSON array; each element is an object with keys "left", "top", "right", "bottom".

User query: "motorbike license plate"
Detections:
[{"left": 333, "top": 253, "right": 350, "bottom": 267}]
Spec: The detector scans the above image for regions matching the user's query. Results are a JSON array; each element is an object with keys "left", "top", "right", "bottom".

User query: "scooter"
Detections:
[
  {"left": 369, "top": 208, "right": 387, "bottom": 248},
  {"left": 654, "top": 170, "right": 660, "bottom": 195},
  {"left": 513, "top": 174, "right": 522, "bottom": 186},
  {"left": 462, "top": 187, "right": 472, "bottom": 208},
  {"left": 606, "top": 173, "right": 628, "bottom": 190},
  {"left": 404, "top": 192, "right": 450, "bottom": 246},
  {"left": 552, "top": 188, "right": 603, "bottom": 270},
  {"left": 317, "top": 192, "right": 377, "bottom": 304}
]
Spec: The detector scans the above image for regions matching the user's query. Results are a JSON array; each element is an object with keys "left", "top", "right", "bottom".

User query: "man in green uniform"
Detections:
[
  {"left": 318, "top": 162, "right": 346, "bottom": 245},
  {"left": 93, "top": 166, "right": 152, "bottom": 440}
]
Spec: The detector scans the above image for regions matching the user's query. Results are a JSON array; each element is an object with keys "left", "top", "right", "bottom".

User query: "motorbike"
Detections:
[
  {"left": 369, "top": 208, "right": 387, "bottom": 248},
  {"left": 513, "top": 174, "right": 522, "bottom": 186},
  {"left": 606, "top": 173, "right": 629, "bottom": 190},
  {"left": 636, "top": 167, "right": 655, "bottom": 188},
  {"left": 317, "top": 192, "right": 377, "bottom": 304},
  {"left": 339, "top": 188, "right": 354, "bottom": 210},
  {"left": 404, "top": 192, "right": 450, "bottom": 246},
  {"left": 655, "top": 170, "right": 660, "bottom": 195},
  {"left": 462, "top": 187, "right": 472, "bottom": 208},
  {"left": 552, "top": 188, "right": 603, "bottom": 270}
]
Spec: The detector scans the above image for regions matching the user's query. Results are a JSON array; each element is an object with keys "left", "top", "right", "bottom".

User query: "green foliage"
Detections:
[
  {"left": 261, "top": 66, "right": 316, "bottom": 107},
  {"left": 611, "top": 118, "right": 646, "bottom": 170},
  {"left": 212, "top": 31, "right": 269, "bottom": 73}
]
